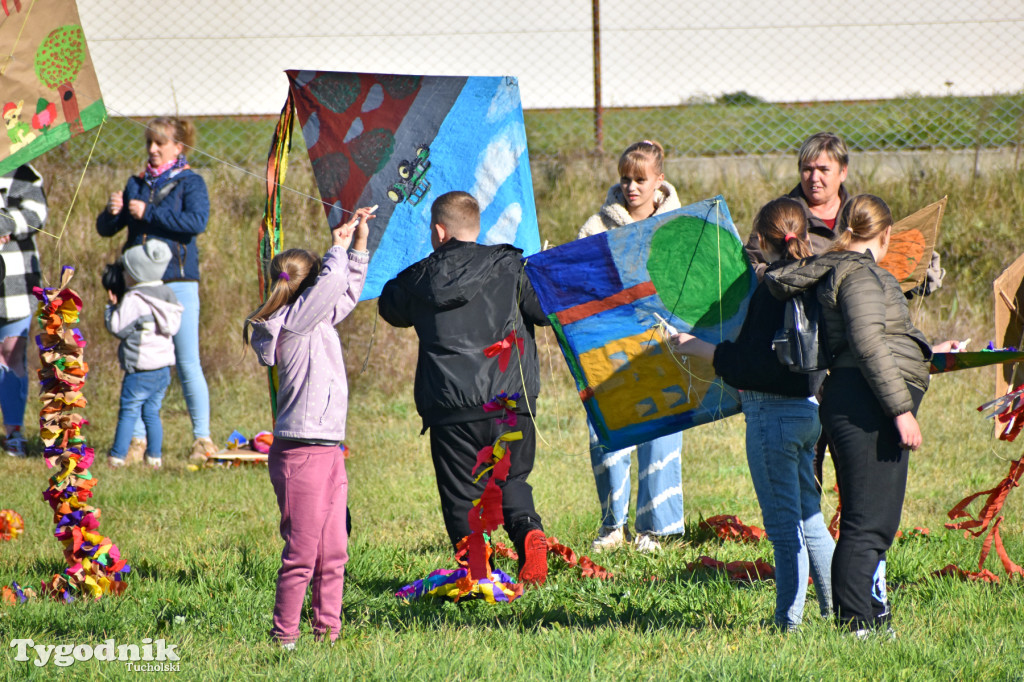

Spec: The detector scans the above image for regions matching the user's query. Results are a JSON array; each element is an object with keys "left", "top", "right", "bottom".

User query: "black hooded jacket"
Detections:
[{"left": 378, "top": 240, "right": 550, "bottom": 429}]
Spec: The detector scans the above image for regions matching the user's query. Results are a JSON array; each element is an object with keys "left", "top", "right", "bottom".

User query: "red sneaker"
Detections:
[{"left": 517, "top": 529, "right": 548, "bottom": 586}]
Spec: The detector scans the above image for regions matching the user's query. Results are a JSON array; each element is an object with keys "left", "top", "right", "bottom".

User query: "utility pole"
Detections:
[{"left": 592, "top": 0, "right": 604, "bottom": 155}]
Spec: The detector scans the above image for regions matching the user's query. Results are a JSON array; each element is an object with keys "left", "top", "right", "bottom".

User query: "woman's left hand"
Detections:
[
  {"left": 127, "top": 199, "right": 147, "bottom": 220},
  {"left": 894, "top": 412, "right": 922, "bottom": 450},
  {"left": 932, "top": 338, "right": 969, "bottom": 353}
]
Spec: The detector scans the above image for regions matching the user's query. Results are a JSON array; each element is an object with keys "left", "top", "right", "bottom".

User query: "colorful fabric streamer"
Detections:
[
  {"left": 395, "top": 380, "right": 531, "bottom": 603},
  {"left": 686, "top": 555, "right": 775, "bottom": 582},
  {"left": 0, "top": 509, "right": 24, "bottom": 541},
  {"left": 978, "top": 385, "right": 1024, "bottom": 442},
  {"left": 945, "top": 454, "right": 1024, "bottom": 580},
  {"left": 699, "top": 515, "right": 766, "bottom": 543},
  {"left": 1, "top": 582, "right": 36, "bottom": 604},
  {"left": 33, "top": 266, "right": 130, "bottom": 601},
  {"left": 394, "top": 567, "right": 522, "bottom": 604},
  {"left": 483, "top": 332, "right": 524, "bottom": 373},
  {"left": 257, "top": 92, "right": 294, "bottom": 419},
  {"left": 932, "top": 564, "right": 1002, "bottom": 583}
]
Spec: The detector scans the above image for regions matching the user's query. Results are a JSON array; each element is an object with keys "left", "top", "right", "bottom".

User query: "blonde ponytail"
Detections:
[
  {"left": 242, "top": 249, "right": 321, "bottom": 346},
  {"left": 828, "top": 194, "right": 891, "bottom": 253}
]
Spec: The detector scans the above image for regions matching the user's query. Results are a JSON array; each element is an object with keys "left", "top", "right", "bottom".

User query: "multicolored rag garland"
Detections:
[
  {"left": 34, "top": 266, "right": 129, "bottom": 601},
  {"left": 1, "top": 582, "right": 36, "bottom": 604},
  {"left": 0, "top": 509, "right": 24, "bottom": 541}
]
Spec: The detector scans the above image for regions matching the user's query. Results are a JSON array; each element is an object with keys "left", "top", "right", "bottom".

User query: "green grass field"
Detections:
[{"left": 1, "top": 148, "right": 1023, "bottom": 680}]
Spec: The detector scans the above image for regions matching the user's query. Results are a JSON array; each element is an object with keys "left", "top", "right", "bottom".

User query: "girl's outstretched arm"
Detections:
[
  {"left": 332, "top": 206, "right": 374, "bottom": 251},
  {"left": 669, "top": 332, "right": 716, "bottom": 362},
  {"left": 327, "top": 207, "right": 374, "bottom": 323}
]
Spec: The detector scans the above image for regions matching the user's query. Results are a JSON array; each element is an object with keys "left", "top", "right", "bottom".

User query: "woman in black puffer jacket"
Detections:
[{"left": 765, "top": 194, "right": 959, "bottom": 636}]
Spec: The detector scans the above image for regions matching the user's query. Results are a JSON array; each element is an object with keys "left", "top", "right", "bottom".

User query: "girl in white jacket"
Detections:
[{"left": 578, "top": 140, "right": 686, "bottom": 552}]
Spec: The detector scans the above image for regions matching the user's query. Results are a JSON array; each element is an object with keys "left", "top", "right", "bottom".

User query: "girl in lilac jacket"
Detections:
[{"left": 243, "top": 206, "right": 374, "bottom": 647}]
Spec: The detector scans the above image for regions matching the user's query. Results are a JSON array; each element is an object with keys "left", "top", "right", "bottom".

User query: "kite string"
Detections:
[
  {"left": 0, "top": 0, "right": 37, "bottom": 77},
  {"left": 512, "top": 261, "right": 594, "bottom": 462},
  {"left": 39, "top": 117, "right": 106, "bottom": 287},
  {"left": 714, "top": 198, "right": 727, "bottom": 418},
  {"left": 512, "top": 259, "right": 553, "bottom": 448},
  {"left": 103, "top": 107, "right": 357, "bottom": 222}
]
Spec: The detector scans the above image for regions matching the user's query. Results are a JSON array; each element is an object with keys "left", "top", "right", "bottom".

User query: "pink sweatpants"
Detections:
[{"left": 268, "top": 438, "right": 349, "bottom": 643}]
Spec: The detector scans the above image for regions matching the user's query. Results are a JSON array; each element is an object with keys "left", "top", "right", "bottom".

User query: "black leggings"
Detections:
[
  {"left": 820, "top": 368, "right": 925, "bottom": 630},
  {"left": 429, "top": 416, "right": 543, "bottom": 551}
]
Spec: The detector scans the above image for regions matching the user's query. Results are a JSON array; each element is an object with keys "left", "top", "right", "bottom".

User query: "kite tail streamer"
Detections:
[
  {"left": 258, "top": 92, "right": 295, "bottom": 419},
  {"left": 699, "top": 514, "right": 766, "bottom": 543},
  {"left": 944, "top": 454, "right": 1024, "bottom": 579},
  {"left": 33, "top": 266, "right": 130, "bottom": 601}
]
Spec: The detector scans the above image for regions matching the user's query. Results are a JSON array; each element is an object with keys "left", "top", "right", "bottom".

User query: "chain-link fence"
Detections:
[{"left": 70, "top": 0, "right": 1024, "bottom": 168}]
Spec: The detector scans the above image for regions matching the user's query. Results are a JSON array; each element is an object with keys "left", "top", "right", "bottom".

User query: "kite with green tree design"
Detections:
[{"left": 525, "top": 196, "right": 755, "bottom": 450}]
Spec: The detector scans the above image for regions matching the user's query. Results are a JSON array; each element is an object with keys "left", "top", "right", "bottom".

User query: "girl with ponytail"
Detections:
[
  {"left": 669, "top": 196, "right": 836, "bottom": 630},
  {"left": 244, "top": 206, "right": 375, "bottom": 647}
]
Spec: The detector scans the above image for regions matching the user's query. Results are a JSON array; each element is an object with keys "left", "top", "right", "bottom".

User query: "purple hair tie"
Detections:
[{"left": 278, "top": 272, "right": 290, "bottom": 281}]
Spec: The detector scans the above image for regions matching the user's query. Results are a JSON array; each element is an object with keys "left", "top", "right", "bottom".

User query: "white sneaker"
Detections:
[
  {"left": 591, "top": 526, "right": 631, "bottom": 552},
  {"left": 851, "top": 626, "right": 896, "bottom": 641},
  {"left": 108, "top": 456, "right": 127, "bottom": 468},
  {"left": 4, "top": 429, "right": 27, "bottom": 457},
  {"left": 633, "top": 532, "right": 663, "bottom": 553},
  {"left": 145, "top": 455, "right": 162, "bottom": 469}
]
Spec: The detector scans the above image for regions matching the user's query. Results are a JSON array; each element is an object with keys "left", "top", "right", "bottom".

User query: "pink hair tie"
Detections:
[
  {"left": 784, "top": 233, "right": 796, "bottom": 242},
  {"left": 278, "top": 272, "right": 290, "bottom": 281}
]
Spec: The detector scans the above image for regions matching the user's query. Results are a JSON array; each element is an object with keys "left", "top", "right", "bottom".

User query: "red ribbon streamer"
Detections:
[{"left": 483, "top": 331, "right": 524, "bottom": 373}]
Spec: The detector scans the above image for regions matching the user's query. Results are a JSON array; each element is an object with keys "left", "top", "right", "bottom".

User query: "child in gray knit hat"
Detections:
[{"left": 104, "top": 242, "right": 183, "bottom": 468}]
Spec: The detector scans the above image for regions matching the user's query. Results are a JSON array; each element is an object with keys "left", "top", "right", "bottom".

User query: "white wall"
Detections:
[{"left": 76, "top": 0, "right": 1024, "bottom": 116}]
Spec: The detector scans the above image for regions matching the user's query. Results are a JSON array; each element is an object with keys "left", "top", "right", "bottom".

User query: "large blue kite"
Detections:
[{"left": 287, "top": 71, "right": 541, "bottom": 300}]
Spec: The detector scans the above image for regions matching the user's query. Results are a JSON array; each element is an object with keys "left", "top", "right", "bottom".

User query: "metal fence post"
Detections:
[{"left": 592, "top": 0, "right": 603, "bottom": 156}]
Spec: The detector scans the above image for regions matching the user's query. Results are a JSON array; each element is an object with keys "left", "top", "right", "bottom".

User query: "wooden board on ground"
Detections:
[{"left": 208, "top": 450, "right": 268, "bottom": 462}]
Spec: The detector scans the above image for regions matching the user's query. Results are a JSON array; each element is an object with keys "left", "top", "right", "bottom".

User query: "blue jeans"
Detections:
[
  {"left": 0, "top": 316, "right": 30, "bottom": 427},
  {"left": 743, "top": 392, "right": 834, "bottom": 628},
  {"left": 588, "top": 425, "right": 684, "bottom": 535},
  {"left": 133, "top": 281, "right": 210, "bottom": 440},
  {"left": 112, "top": 367, "right": 172, "bottom": 460}
]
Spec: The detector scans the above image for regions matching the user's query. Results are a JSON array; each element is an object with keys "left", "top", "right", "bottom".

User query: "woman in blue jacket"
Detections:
[{"left": 97, "top": 116, "right": 215, "bottom": 462}]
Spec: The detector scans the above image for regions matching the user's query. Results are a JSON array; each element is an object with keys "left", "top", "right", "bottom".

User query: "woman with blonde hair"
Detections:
[
  {"left": 97, "top": 116, "right": 215, "bottom": 462},
  {"left": 579, "top": 140, "right": 685, "bottom": 552}
]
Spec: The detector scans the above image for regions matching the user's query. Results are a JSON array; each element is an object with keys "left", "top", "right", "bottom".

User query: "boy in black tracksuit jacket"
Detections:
[{"left": 378, "top": 191, "right": 551, "bottom": 584}]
